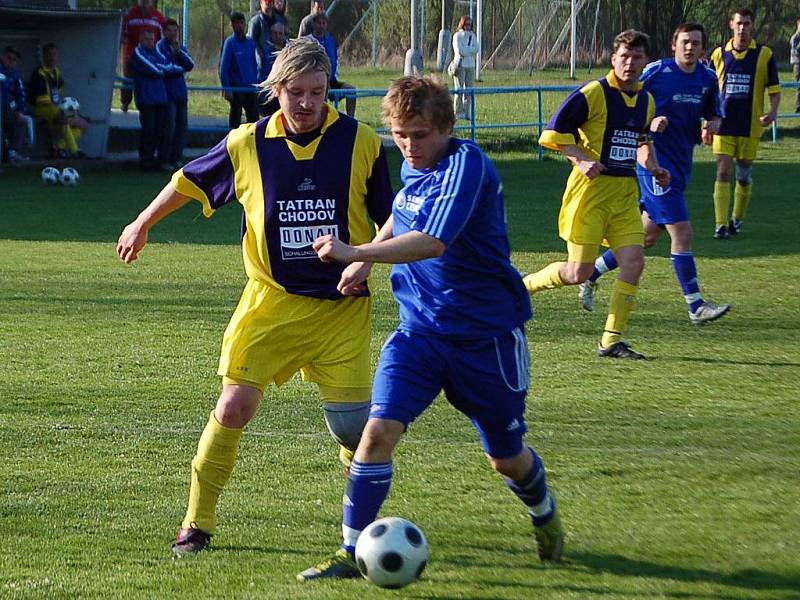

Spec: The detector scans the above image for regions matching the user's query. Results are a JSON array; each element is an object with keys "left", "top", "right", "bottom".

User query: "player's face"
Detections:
[
  {"left": 390, "top": 115, "right": 452, "bottom": 171},
  {"left": 673, "top": 30, "right": 703, "bottom": 69},
  {"left": 611, "top": 43, "right": 648, "bottom": 88},
  {"left": 730, "top": 14, "right": 753, "bottom": 46},
  {"left": 277, "top": 70, "right": 328, "bottom": 134}
]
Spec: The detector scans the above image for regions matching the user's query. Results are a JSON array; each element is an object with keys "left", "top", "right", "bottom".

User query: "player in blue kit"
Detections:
[
  {"left": 297, "top": 76, "right": 564, "bottom": 582},
  {"left": 579, "top": 23, "right": 731, "bottom": 325}
]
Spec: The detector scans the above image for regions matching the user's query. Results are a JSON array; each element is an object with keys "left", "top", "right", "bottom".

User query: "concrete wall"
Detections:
[{"left": 0, "top": 8, "right": 122, "bottom": 158}]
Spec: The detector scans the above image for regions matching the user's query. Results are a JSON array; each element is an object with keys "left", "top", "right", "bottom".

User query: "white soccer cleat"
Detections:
[
  {"left": 578, "top": 280, "right": 598, "bottom": 312},
  {"left": 689, "top": 300, "right": 731, "bottom": 325}
]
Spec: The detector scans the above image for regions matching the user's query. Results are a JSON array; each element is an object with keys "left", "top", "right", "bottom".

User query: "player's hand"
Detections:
[
  {"left": 650, "top": 116, "right": 668, "bottom": 133},
  {"left": 116, "top": 221, "right": 148, "bottom": 264},
  {"left": 759, "top": 112, "right": 777, "bottom": 127},
  {"left": 338, "top": 261, "right": 372, "bottom": 295},
  {"left": 706, "top": 117, "right": 721, "bottom": 135},
  {"left": 313, "top": 234, "right": 356, "bottom": 264},
  {"left": 577, "top": 160, "right": 606, "bottom": 180},
  {"left": 651, "top": 167, "right": 671, "bottom": 188}
]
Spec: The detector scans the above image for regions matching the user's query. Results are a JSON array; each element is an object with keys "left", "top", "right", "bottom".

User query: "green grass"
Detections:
[{"left": 1, "top": 135, "right": 799, "bottom": 599}]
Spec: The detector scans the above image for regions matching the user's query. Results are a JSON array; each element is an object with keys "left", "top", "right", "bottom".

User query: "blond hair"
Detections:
[
  {"left": 382, "top": 76, "right": 455, "bottom": 132},
  {"left": 262, "top": 37, "right": 331, "bottom": 99}
]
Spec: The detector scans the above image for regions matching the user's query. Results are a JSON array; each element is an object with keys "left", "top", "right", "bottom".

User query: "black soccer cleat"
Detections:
[
  {"left": 713, "top": 224, "right": 729, "bottom": 239},
  {"left": 728, "top": 218, "right": 743, "bottom": 235},
  {"left": 172, "top": 527, "right": 212, "bottom": 558},
  {"left": 597, "top": 341, "right": 646, "bottom": 360}
]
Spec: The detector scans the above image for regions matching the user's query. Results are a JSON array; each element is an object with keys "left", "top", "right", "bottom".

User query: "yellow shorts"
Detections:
[
  {"left": 219, "top": 278, "right": 373, "bottom": 396},
  {"left": 33, "top": 104, "right": 61, "bottom": 125},
  {"left": 712, "top": 134, "right": 760, "bottom": 161},
  {"left": 558, "top": 170, "right": 644, "bottom": 263}
]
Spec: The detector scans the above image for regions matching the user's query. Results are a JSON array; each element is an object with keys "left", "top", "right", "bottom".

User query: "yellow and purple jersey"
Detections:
[
  {"left": 710, "top": 40, "right": 780, "bottom": 138},
  {"left": 172, "top": 107, "right": 393, "bottom": 300},
  {"left": 539, "top": 70, "right": 656, "bottom": 178}
]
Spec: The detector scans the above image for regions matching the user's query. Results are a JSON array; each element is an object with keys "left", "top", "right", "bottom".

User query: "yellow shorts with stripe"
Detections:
[
  {"left": 558, "top": 169, "right": 644, "bottom": 263},
  {"left": 712, "top": 134, "right": 760, "bottom": 161},
  {"left": 219, "top": 278, "right": 373, "bottom": 398}
]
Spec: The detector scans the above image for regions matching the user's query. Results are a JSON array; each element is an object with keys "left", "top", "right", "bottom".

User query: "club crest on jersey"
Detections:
[
  {"left": 395, "top": 192, "right": 423, "bottom": 213},
  {"left": 297, "top": 177, "right": 316, "bottom": 192}
]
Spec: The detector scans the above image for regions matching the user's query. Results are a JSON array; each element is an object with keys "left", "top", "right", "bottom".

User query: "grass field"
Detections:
[{"left": 1, "top": 129, "right": 799, "bottom": 597}]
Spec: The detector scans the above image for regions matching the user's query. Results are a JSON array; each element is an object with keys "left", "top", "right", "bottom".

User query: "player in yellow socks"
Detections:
[
  {"left": 707, "top": 7, "right": 780, "bottom": 239},
  {"left": 524, "top": 30, "right": 669, "bottom": 360},
  {"left": 116, "top": 38, "right": 393, "bottom": 557}
]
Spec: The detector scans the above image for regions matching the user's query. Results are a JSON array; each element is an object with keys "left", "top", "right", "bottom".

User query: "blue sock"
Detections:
[
  {"left": 671, "top": 251, "right": 703, "bottom": 313},
  {"left": 341, "top": 460, "right": 393, "bottom": 555},
  {"left": 505, "top": 448, "right": 555, "bottom": 526},
  {"left": 588, "top": 249, "right": 618, "bottom": 283}
]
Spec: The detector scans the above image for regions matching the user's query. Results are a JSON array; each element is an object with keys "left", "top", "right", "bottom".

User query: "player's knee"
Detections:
[
  {"left": 322, "top": 402, "right": 370, "bottom": 451},
  {"left": 643, "top": 231, "right": 660, "bottom": 248},
  {"left": 357, "top": 419, "right": 403, "bottom": 460},
  {"left": 735, "top": 164, "right": 753, "bottom": 185},
  {"left": 215, "top": 386, "right": 262, "bottom": 428}
]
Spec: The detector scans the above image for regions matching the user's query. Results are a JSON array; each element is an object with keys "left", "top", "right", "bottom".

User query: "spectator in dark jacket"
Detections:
[
  {"left": 220, "top": 12, "right": 260, "bottom": 128},
  {"left": 130, "top": 28, "right": 174, "bottom": 170},
  {"left": 157, "top": 18, "right": 194, "bottom": 168},
  {"left": 249, "top": 0, "right": 289, "bottom": 72},
  {"left": 0, "top": 45, "right": 33, "bottom": 162}
]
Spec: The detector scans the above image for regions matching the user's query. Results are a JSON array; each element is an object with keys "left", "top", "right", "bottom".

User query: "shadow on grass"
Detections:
[
  {"left": 567, "top": 551, "right": 800, "bottom": 594},
  {"left": 669, "top": 356, "right": 800, "bottom": 368}
]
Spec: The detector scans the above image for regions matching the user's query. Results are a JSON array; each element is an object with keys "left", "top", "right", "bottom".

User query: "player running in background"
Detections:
[
  {"left": 579, "top": 23, "right": 731, "bottom": 326},
  {"left": 708, "top": 7, "right": 780, "bottom": 239},
  {"left": 116, "top": 38, "right": 393, "bottom": 557},
  {"left": 523, "top": 30, "right": 669, "bottom": 360},
  {"left": 298, "top": 76, "right": 564, "bottom": 582}
]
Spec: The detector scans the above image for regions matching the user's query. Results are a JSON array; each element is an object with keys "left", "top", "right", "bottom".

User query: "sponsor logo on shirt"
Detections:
[
  {"left": 277, "top": 198, "right": 338, "bottom": 260},
  {"left": 297, "top": 177, "right": 316, "bottom": 192},
  {"left": 725, "top": 72, "right": 751, "bottom": 96},
  {"left": 672, "top": 93, "right": 703, "bottom": 104},
  {"left": 395, "top": 192, "right": 424, "bottom": 213},
  {"left": 609, "top": 129, "right": 638, "bottom": 165}
]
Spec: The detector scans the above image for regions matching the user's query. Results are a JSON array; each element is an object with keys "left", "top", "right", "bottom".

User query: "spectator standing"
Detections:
[
  {"left": 310, "top": 13, "right": 356, "bottom": 117},
  {"left": 0, "top": 46, "right": 33, "bottom": 162},
  {"left": 220, "top": 12, "right": 260, "bottom": 129},
  {"left": 257, "top": 21, "right": 288, "bottom": 117},
  {"left": 450, "top": 16, "right": 478, "bottom": 120},
  {"left": 129, "top": 29, "right": 171, "bottom": 170},
  {"left": 298, "top": 0, "right": 325, "bottom": 37},
  {"left": 158, "top": 19, "right": 194, "bottom": 169},
  {"left": 249, "top": 0, "right": 289, "bottom": 77},
  {"left": 791, "top": 18, "right": 800, "bottom": 113},
  {"left": 29, "top": 43, "right": 89, "bottom": 158},
  {"left": 120, "top": 0, "right": 166, "bottom": 113}
]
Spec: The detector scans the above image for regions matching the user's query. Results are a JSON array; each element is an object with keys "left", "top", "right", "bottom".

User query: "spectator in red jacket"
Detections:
[{"left": 120, "top": 0, "right": 166, "bottom": 112}]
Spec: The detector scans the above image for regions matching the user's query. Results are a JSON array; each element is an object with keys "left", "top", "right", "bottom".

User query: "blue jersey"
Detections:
[
  {"left": 636, "top": 58, "right": 720, "bottom": 191},
  {"left": 390, "top": 138, "right": 531, "bottom": 339}
]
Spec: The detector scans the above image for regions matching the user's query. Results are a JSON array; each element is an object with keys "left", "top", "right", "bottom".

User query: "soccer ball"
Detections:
[
  {"left": 41, "top": 166, "right": 61, "bottom": 185},
  {"left": 59, "top": 96, "right": 80, "bottom": 118},
  {"left": 59, "top": 167, "right": 80, "bottom": 185},
  {"left": 354, "top": 517, "right": 428, "bottom": 589}
]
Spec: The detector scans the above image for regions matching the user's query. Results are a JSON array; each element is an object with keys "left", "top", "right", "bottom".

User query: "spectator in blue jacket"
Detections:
[
  {"left": 130, "top": 28, "right": 174, "bottom": 170},
  {"left": 1, "top": 46, "right": 34, "bottom": 163},
  {"left": 157, "top": 19, "right": 194, "bottom": 168},
  {"left": 220, "top": 12, "right": 259, "bottom": 128},
  {"left": 309, "top": 13, "right": 356, "bottom": 117}
]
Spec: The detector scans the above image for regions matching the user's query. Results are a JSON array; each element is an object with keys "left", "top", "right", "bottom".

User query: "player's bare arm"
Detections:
[
  {"left": 759, "top": 92, "right": 781, "bottom": 127},
  {"left": 649, "top": 116, "right": 668, "bottom": 133},
  {"left": 637, "top": 143, "right": 670, "bottom": 188},
  {"left": 337, "top": 215, "right": 396, "bottom": 295},
  {"left": 314, "top": 228, "right": 445, "bottom": 266},
  {"left": 117, "top": 182, "right": 192, "bottom": 264},
  {"left": 557, "top": 143, "right": 607, "bottom": 179}
]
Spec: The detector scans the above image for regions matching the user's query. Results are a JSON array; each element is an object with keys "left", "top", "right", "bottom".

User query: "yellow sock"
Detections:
[
  {"left": 600, "top": 279, "right": 638, "bottom": 348},
  {"left": 523, "top": 262, "right": 566, "bottom": 293},
  {"left": 733, "top": 182, "right": 752, "bottom": 221},
  {"left": 713, "top": 181, "right": 730, "bottom": 228},
  {"left": 339, "top": 445, "right": 355, "bottom": 468},
  {"left": 181, "top": 410, "right": 244, "bottom": 534}
]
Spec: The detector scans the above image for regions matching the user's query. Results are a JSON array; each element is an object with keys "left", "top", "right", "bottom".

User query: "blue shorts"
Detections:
[
  {"left": 637, "top": 172, "right": 689, "bottom": 225},
  {"left": 370, "top": 327, "right": 530, "bottom": 459}
]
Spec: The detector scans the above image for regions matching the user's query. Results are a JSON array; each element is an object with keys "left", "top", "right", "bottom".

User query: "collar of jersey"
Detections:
[
  {"left": 265, "top": 104, "right": 339, "bottom": 138},
  {"left": 606, "top": 70, "right": 643, "bottom": 93},
  {"left": 726, "top": 38, "right": 757, "bottom": 58}
]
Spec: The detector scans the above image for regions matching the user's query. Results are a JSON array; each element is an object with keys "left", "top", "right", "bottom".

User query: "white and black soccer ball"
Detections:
[
  {"left": 41, "top": 166, "right": 61, "bottom": 185},
  {"left": 354, "top": 517, "right": 428, "bottom": 589},
  {"left": 59, "top": 167, "right": 80, "bottom": 186},
  {"left": 59, "top": 96, "right": 80, "bottom": 118}
]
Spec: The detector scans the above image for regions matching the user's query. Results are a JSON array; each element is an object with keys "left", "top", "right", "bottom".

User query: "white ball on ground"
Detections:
[
  {"left": 41, "top": 167, "right": 61, "bottom": 185},
  {"left": 59, "top": 96, "right": 80, "bottom": 118},
  {"left": 355, "top": 517, "right": 429, "bottom": 589},
  {"left": 59, "top": 167, "right": 80, "bottom": 186}
]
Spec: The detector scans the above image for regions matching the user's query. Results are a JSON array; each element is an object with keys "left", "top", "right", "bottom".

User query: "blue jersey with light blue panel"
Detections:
[
  {"left": 390, "top": 138, "right": 531, "bottom": 339},
  {"left": 636, "top": 58, "right": 720, "bottom": 192}
]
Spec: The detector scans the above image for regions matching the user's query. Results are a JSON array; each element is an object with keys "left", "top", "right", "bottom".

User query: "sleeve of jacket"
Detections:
[
  {"left": 131, "top": 47, "right": 165, "bottom": 78},
  {"left": 219, "top": 38, "right": 232, "bottom": 87}
]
